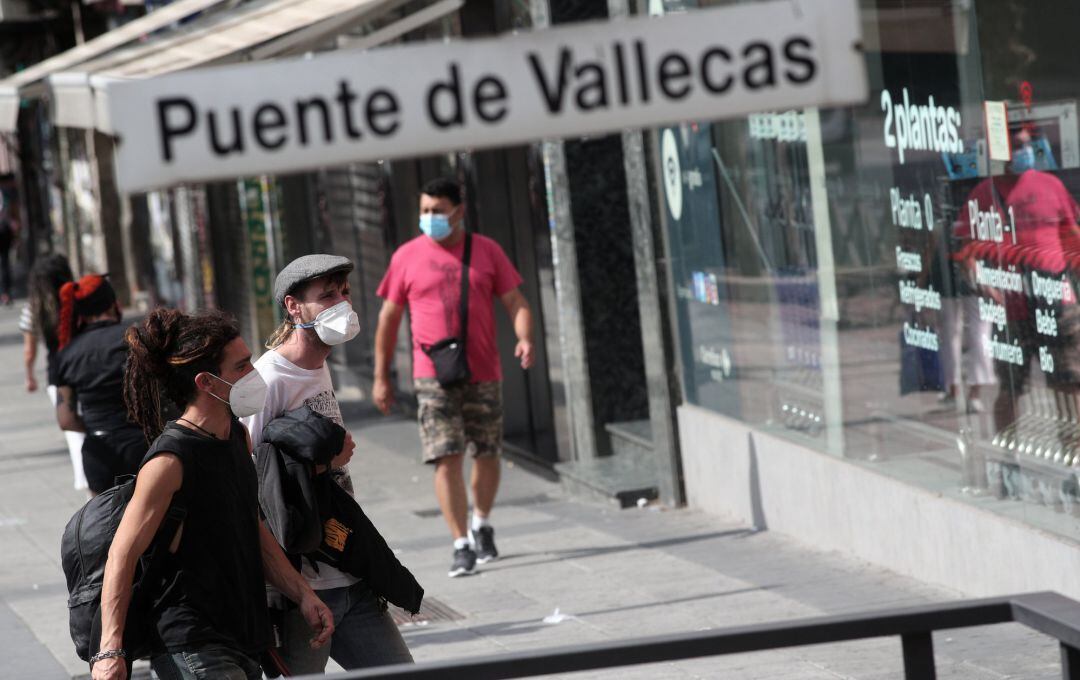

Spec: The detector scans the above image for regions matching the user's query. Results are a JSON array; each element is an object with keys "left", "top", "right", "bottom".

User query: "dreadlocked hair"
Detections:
[
  {"left": 27, "top": 255, "right": 73, "bottom": 355},
  {"left": 124, "top": 308, "right": 240, "bottom": 444}
]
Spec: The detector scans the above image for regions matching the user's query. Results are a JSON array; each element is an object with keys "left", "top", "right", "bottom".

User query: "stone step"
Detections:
[
  {"left": 556, "top": 420, "right": 659, "bottom": 508},
  {"left": 606, "top": 419, "right": 654, "bottom": 457}
]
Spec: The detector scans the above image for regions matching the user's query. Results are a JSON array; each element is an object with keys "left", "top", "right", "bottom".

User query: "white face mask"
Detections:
[
  {"left": 207, "top": 370, "right": 268, "bottom": 418},
  {"left": 296, "top": 300, "right": 361, "bottom": 346}
]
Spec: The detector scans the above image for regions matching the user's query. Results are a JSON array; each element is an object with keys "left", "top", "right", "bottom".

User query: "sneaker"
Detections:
[
  {"left": 448, "top": 546, "right": 477, "bottom": 578},
  {"left": 470, "top": 526, "right": 499, "bottom": 564}
]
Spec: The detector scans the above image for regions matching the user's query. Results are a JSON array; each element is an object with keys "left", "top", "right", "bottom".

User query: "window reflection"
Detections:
[{"left": 659, "top": 0, "right": 1080, "bottom": 540}]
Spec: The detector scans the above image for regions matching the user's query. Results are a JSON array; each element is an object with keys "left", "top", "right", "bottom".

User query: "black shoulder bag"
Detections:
[{"left": 422, "top": 232, "right": 472, "bottom": 388}]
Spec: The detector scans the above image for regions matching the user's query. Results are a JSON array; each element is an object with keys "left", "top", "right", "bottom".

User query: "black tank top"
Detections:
[{"left": 142, "top": 420, "right": 270, "bottom": 656}]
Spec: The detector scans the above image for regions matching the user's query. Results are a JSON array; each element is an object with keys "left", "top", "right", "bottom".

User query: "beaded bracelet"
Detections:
[{"left": 89, "top": 648, "right": 127, "bottom": 667}]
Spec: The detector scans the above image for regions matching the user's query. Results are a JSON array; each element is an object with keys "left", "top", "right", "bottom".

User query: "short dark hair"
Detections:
[{"left": 420, "top": 177, "right": 461, "bottom": 206}]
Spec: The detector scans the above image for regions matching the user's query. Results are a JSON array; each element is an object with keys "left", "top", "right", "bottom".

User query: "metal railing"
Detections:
[{"left": 321, "top": 591, "right": 1080, "bottom": 680}]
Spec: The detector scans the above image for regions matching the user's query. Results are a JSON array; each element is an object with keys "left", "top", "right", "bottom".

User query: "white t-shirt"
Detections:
[{"left": 243, "top": 349, "right": 359, "bottom": 591}]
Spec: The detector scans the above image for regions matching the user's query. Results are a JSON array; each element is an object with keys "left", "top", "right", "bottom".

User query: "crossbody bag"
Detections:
[{"left": 422, "top": 232, "right": 472, "bottom": 387}]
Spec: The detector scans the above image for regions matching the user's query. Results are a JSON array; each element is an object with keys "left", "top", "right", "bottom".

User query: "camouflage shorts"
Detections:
[{"left": 415, "top": 379, "right": 503, "bottom": 464}]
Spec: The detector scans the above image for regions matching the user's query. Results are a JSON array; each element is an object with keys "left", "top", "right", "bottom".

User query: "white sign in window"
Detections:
[{"left": 984, "top": 100, "right": 1011, "bottom": 162}]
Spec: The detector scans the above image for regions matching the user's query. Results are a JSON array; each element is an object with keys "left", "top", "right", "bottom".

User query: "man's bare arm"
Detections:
[
  {"left": 372, "top": 300, "right": 405, "bottom": 414},
  {"left": 499, "top": 288, "right": 534, "bottom": 370}
]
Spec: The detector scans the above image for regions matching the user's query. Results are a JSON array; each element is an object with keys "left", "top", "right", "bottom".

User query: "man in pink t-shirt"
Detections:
[
  {"left": 374, "top": 177, "right": 534, "bottom": 578},
  {"left": 953, "top": 126, "right": 1080, "bottom": 437}
]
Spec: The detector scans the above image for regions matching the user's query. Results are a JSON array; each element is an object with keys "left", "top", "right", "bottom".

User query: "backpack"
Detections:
[{"left": 61, "top": 474, "right": 185, "bottom": 662}]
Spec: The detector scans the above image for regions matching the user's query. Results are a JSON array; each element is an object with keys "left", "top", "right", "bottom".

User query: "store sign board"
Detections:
[{"left": 109, "top": 0, "right": 866, "bottom": 193}]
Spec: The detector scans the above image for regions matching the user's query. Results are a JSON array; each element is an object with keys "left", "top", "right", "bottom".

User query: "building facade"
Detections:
[
  {"left": 619, "top": 0, "right": 1080, "bottom": 599},
  {"left": 4, "top": 0, "right": 1078, "bottom": 599}
]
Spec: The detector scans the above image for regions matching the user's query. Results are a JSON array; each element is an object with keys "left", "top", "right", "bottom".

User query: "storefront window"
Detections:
[{"left": 658, "top": 0, "right": 1080, "bottom": 540}]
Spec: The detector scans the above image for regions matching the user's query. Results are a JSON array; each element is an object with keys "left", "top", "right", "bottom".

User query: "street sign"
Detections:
[{"left": 108, "top": 0, "right": 866, "bottom": 193}]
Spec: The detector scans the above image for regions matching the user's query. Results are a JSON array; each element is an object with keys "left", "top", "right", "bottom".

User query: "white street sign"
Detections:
[{"left": 109, "top": 0, "right": 866, "bottom": 193}]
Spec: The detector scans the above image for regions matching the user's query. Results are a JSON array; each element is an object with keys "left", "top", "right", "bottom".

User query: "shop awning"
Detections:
[
  {"left": 0, "top": 0, "right": 233, "bottom": 131},
  {"left": 46, "top": 0, "right": 440, "bottom": 131},
  {"left": 84, "top": 0, "right": 402, "bottom": 79}
]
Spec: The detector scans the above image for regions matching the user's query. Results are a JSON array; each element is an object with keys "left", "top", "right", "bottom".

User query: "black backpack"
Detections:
[{"left": 61, "top": 474, "right": 185, "bottom": 662}]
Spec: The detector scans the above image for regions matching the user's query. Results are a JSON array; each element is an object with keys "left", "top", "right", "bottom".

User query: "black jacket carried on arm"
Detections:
[{"left": 254, "top": 406, "right": 424, "bottom": 615}]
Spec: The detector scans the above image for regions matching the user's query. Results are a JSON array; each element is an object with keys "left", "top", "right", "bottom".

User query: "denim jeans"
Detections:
[
  {"left": 151, "top": 645, "right": 262, "bottom": 680},
  {"left": 277, "top": 580, "right": 413, "bottom": 675}
]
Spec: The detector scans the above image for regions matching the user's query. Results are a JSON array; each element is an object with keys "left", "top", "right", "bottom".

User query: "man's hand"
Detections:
[
  {"left": 299, "top": 591, "right": 335, "bottom": 649},
  {"left": 330, "top": 431, "right": 355, "bottom": 468},
  {"left": 91, "top": 656, "right": 126, "bottom": 680},
  {"left": 515, "top": 340, "right": 534, "bottom": 370},
  {"left": 500, "top": 289, "right": 534, "bottom": 371},
  {"left": 25, "top": 375, "right": 37, "bottom": 392},
  {"left": 373, "top": 376, "right": 395, "bottom": 415}
]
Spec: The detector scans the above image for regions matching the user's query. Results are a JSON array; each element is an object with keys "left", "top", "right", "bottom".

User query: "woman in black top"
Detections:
[
  {"left": 91, "top": 309, "right": 334, "bottom": 680},
  {"left": 52, "top": 274, "right": 145, "bottom": 495}
]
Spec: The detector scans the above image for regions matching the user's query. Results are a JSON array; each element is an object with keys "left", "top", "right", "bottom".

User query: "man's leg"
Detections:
[
  {"left": 435, "top": 454, "right": 477, "bottom": 576},
  {"left": 471, "top": 456, "right": 500, "bottom": 518},
  {"left": 434, "top": 454, "right": 469, "bottom": 539},
  {"left": 330, "top": 581, "right": 413, "bottom": 669},
  {"left": 275, "top": 586, "right": 347, "bottom": 675},
  {"left": 151, "top": 646, "right": 263, "bottom": 680},
  {"left": 416, "top": 378, "right": 475, "bottom": 576},
  {"left": 464, "top": 382, "right": 504, "bottom": 562}
]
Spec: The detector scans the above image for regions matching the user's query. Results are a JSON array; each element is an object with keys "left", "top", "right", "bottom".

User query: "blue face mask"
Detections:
[
  {"left": 1011, "top": 144, "right": 1036, "bottom": 174},
  {"left": 420, "top": 214, "right": 452, "bottom": 241}
]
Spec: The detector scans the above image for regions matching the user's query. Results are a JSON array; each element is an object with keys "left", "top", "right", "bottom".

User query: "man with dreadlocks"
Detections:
[
  {"left": 52, "top": 274, "right": 144, "bottom": 495},
  {"left": 90, "top": 308, "right": 334, "bottom": 680}
]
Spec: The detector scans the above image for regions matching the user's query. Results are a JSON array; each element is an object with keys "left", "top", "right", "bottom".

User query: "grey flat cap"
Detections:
[{"left": 274, "top": 254, "right": 354, "bottom": 306}]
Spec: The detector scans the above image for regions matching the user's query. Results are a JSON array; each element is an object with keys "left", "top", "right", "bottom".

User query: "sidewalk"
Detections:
[{"left": 0, "top": 302, "right": 1061, "bottom": 679}]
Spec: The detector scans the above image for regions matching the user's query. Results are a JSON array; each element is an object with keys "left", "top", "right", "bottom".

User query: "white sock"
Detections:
[
  {"left": 454, "top": 537, "right": 470, "bottom": 550},
  {"left": 471, "top": 513, "right": 490, "bottom": 532}
]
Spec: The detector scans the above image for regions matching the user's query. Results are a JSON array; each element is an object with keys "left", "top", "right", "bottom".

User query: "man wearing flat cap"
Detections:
[{"left": 243, "top": 254, "right": 413, "bottom": 674}]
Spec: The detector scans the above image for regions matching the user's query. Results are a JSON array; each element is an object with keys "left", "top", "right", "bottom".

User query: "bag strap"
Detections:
[
  {"left": 125, "top": 503, "right": 186, "bottom": 616},
  {"left": 144, "top": 504, "right": 186, "bottom": 569},
  {"left": 135, "top": 441, "right": 187, "bottom": 580},
  {"left": 458, "top": 232, "right": 472, "bottom": 345}
]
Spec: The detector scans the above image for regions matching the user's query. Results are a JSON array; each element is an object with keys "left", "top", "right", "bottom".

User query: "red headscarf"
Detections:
[{"left": 58, "top": 274, "right": 117, "bottom": 350}]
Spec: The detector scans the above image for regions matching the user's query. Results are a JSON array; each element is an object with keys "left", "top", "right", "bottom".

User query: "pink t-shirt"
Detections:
[
  {"left": 377, "top": 233, "right": 523, "bottom": 382},
  {"left": 954, "top": 170, "right": 1080, "bottom": 273}
]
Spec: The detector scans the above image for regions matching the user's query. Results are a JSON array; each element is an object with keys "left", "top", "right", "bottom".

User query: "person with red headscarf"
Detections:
[{"left": 52, "top": 274, "right": 145, "bottom": 495}]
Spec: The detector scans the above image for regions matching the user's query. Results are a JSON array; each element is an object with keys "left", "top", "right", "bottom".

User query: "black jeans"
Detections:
[
  {"left": 152, "top": 645, "right": 262, "bottom": 680},
  {"left": 82, "top": 426, "right": 147, "bottom": 493}
]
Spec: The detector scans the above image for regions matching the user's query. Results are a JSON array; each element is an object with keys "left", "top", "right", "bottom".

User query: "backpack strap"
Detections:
[
  {"left": 134, "top": 432, "right": 187, "bottom": 589},
  {"left": 138, "top": 503, "right": 186, "bottom": 582}
]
